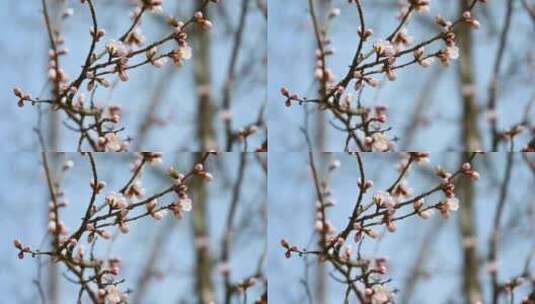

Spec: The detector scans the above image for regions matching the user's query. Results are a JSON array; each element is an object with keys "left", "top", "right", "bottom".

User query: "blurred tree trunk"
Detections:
[
  {"left": 190, "top": 0, "right": 215, "bottom": 302},
  {"left": 457, "top": 0, "right": 481, "bottom": 152},
  {"left": 189, "top": 156, "right": 214, "bottom": 304},
  {"left": 313, "top": 1, "right": 329, "bottom": 303},
  {"left": 45, "top": 154, "right": 59, "bottom": 304},
  {"left": 45, "top": 2, "right": 61, "bottom": 302},
  {"left": 456, "top": 1, "right": 482, "bottom": 303},
  {"left": 193, "top": 5, "right": 216, "bottom": 151}
]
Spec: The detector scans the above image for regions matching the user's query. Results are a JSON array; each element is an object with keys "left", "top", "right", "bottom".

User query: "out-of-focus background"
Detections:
[
  {"left": 268, "top": 0, "right": 535, "bottom": 151},
  {"left": 268, "top": 152, "right": 535, "bottom": 303},
  {"left": 1, "top": 0, "right": 266, "bottom": 151},
  {"left": 0, "top": 152, "right": 266, "bottom": 303}
]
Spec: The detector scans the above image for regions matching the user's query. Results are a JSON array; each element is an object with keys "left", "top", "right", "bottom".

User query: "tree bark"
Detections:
[
  {"left": 457, "top": 1, "right": 482, "bottom": 303},
  {"left": 190, "top": 1, "right": 215, "bottom": 302}
]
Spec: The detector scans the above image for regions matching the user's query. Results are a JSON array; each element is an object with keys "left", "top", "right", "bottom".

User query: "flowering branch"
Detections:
[
  {"left": 13, "top": 152, "right": 215, "bottom": 303},
  {"left": 14, "top": 0, "right": 220, "bottom": 151},
  {"left": 281, "top": 152, "right": 481, "bottom": 303},
  {"left": 280, "top": 0, "right": 487, "bottom": 151}
]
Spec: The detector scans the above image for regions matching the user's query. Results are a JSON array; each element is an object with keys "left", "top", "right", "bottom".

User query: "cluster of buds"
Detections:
[
  {"left": 353, "top": 223, "right": 379, "bottom": 242},
  {"left": 374, "top": 39, "right": 397, "bottom": 59},
  {"left": 383, "top": 58, "right": 397, "bottom": 82},
  {"left": 314, "top": 47, "right": 335, "bottom": 83},
  {"left": 12, "top": 87, "right": 33, "bottom": 108},
  {"left": 373, "top": 106, "right": 388, "bottom": 123},
  {"left": 106, "top": 192, "right": 128, "bottom": 210},
  {"left": 106, "top": 40, "right": 129, "bottom": 58},
  {"left": 462, "top": 11, "right": 480, "bottom": 28},
  {"left": 86, "top": 223, "right": 111, "bottom": 243},
  {"left": 413, "top": 47, "right": 435, "bottom": 68},
  {"left": 391, "top": 180, "right": 413, "bottom": 199},
  {"left": 373, "top": 191, "right": 398, "bottom": 209},
  {"left": 413, "top": 198, "right": 435, "bottom": 219},
  {"left": 392, "top": 28, "right": 413, "bottom": 50},
  {"left": 71, "top": 92, "right": 85, "bottom": 111},
  {"left": 408, "top": 152, "right": 430, "bottom": 164},
  {"left": 280, "top": 238, "right": 301, "bottom": 258},
  {"left": 48, "top": 198, "right": 69, "bottom": 235},
  {"left": 89, "top": 26, "right": 106, "bottom": 42},
  {"left": 314, "top": 210, "right": 335, "bottom": 235},
  {"left": 124, "top": 27, "right": 144, "bottom": 46},
  {"left": 280, "top": 87, "right": 302, "bottom": 107},
  {"left": 461, "top": 162, "right": 480, "bottom": 181},
  {"left": 357, "top": 26, "right": 373, "bottom": 42},
  {"left": 314, "top": 185, "right": 336, "bottom": 236},
  {"left": 47, "top": 50, "right": 70, "bottom": 84},
  {"left": 409, "top": 0, "right": 430, "bottom": 13},
  {"left": 13, "top": 240, "right": 32, "bottom": 260},
  {"left": 115, "top": 57, "right": 129, "bottom": 82},
  {"left": 382, "top": 206, "right": 397, "bottom": 233},
  {"left": 435, "top": 15, "right": 453, "bottom": 32},
  {"left": 436, "top": 197, "right": 460, "bottom": 219},
  {"left": 86, "top": 70, "right": 111, "bottom": 91},
  {"left": 169, "top": 171, "right": 193, "bottom": 219},
  {"left": 437, "top": 35, "right": 459, "bottom": 66},
  {"left": 116, "top": 209, "right": 130, "bottom": 234},
  {"left": 353, "top": 70, "right": 380, "bottom": 89},
  {"left": 374, "top": 257, "right": 388, "bottom": 275},
  {"left": 107, "top": 258, "right": 122, "bottom": 276},
  {"left": 193, "top": 163, "right": 214, "bottom": 182},
  {"left": 145, "top": 46, "right": 167, "bottom": 68},
  {"left": 435, "top": 166, "right": 455, "bottom": 196},
  {"left": 337, "top": 244, "right": 353, "bottom": 263},
  {"left": 105, "top": 105, "right": 122, "bottom": 124},
  {"left": 193, "top": 11, "right": 213, "bottom": 31},
  {"left": 357, "top": 178, "right": 374, "bottom": 193},
  {"left": 124, "top": 181, "right": 145, "bottom": 200},
  {"left": 140, "top": 152, "right": 163, "bottom": 165},
  {"left": 169, "top": 45, "right": 192, "bottom": 67},
  {"left": 141, "top": 0, "right": 163, "bottom": 12},
  {"left": 146, "top": 199, "right": 167, "bottom": 220},
  {"left": 72, "top": 245, "right": 85, "bottom": 263}
]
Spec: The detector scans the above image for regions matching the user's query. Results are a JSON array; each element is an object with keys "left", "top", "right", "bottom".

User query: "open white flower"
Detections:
[
  {"left": 178, "top": 198, "right": 192, "bottom": 212},
  {"left": 446, "top": 197, "right": 459, "bottom": 211},
  {"left": 179, "top": 46, "right": 192, "bottom": 60},
  {"left": 105, "top": 285, "right": 126, "bottom": 304},
  {"left": 104, "top": 133, "right": 122, "bottom": 152},
  {"left": 446, "top": 45, "right": 459, "bottom": 60},
  {"left": 371, "top": 133, "right": 390, "bottom": 152},
  {"left": 372, "top": 285, "right": 391, "bottom": 304}
]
